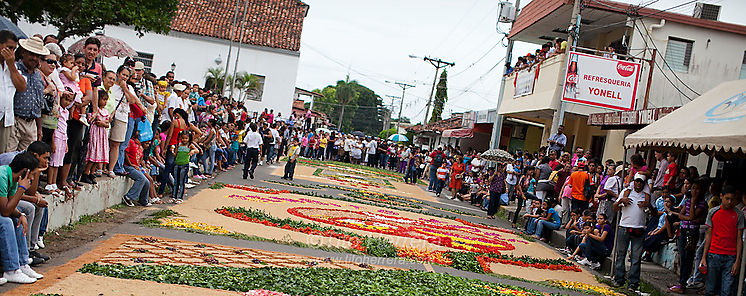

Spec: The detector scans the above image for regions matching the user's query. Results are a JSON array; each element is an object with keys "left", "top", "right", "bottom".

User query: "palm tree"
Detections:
[
  {"left": 234, "top": 71, "right": 262, "bottom": 101},
  {"left": 335, "top": 76, "right": 358, "bottom": 130},
  {"left": 205, "top": 67, "right": 225, "bottom": 92}
]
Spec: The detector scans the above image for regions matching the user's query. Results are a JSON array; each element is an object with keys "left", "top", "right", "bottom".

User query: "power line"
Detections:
[
  {"left": 450, "top": 41, "right": 503, "bottom": 77},
  {"left": 583, "top": 0, "right": 698, "bottom": 33},
  {"left": 635, "top": 18, "right": 700, "bottom": 96},
  {"left": 631, "top": 22, "right": 693, "bottom": 102}
]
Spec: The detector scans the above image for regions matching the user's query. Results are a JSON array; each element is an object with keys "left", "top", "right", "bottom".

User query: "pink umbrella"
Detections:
[{"left": 67, "top": 34, "right": 136, "bottom": 58}]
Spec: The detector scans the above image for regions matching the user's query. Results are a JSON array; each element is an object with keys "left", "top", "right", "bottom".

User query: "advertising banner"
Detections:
[
  {"left": 513, "top": 64, "right": 539, "bottom": 97},
  {"left": 562, "top": 51, "right": 641, "bottom": 111}
]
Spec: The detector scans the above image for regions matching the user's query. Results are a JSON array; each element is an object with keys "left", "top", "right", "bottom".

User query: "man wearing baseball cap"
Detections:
[
  {"left": 132, "top": 61, "right": 156, "bottom": 123},
  {"left": 612, "top": 172, "right": 652, "bottom": 292},
  {"left": 8, "top": 36, "right": 49, "bottom": 152}
]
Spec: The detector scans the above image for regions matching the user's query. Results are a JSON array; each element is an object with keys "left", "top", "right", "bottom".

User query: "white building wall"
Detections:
[
  {"left": 18, "top": 22, "right": 300, "bottom": 116},
  {"left": 629, "top": 18, "right": 746, "bottom": 108}
]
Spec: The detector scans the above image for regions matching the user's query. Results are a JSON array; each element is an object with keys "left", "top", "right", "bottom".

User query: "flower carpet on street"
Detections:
[
  {"left": 547, "top": 280, "right": 626, "bottom": 296},
  {"left": 78, "top": 262, "right": 547, "bottom": 296}
]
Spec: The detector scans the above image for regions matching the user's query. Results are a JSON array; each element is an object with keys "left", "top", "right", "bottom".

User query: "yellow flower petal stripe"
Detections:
[
  {"left": 159, "top": 218, "right": 231, "bottom": 234},
  {"left": 547, "top": 280, "right": 625, "bottom": 296}
]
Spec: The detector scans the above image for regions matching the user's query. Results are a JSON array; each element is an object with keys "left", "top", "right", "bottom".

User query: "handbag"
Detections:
[{"left": 41, "top": 93, "right": 55, "bottom": 115}]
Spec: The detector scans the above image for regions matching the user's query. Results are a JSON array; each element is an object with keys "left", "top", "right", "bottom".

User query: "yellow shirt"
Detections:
[{"left": 319, "top": 137, "right": 328, "bottom": 149}]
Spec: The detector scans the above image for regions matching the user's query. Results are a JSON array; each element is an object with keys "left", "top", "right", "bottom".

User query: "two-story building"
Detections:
[
  {"left": 19, "top": 0, "right": 309, "bottom": 116},
  {"left": 496, "top": 0, "right": 746, "bottom": 164}
]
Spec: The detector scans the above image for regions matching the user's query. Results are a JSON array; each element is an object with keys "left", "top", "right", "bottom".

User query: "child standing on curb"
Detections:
[
  {"left": 171, "top": 132, "right": 198, "bottom": 204},
  {"left": 700, "top": 185, "right": 743, "bottom": 296}
]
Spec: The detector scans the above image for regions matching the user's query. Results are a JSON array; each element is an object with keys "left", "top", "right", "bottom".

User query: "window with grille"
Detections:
[
  {"left": 133, "top": 51, "right": 154, "bottom": 73},
  {"left": 740, "top": 51, "right": 746, "bottom": 80},
  {"left": 664, "top": 37, "right": 693, "bottom": 73}
]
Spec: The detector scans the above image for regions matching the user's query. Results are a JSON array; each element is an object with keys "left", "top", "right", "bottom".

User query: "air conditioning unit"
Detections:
[
  {"left": 498, "top": 2, "right": 516, "bottom": 23},
  {"left": 693, "top": 2, "right": 720, "bottom": 21}
]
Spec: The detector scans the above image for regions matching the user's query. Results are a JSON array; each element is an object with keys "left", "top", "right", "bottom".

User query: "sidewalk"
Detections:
[{"left": 499, "top": 202, "right": 700, "bottom": 296}]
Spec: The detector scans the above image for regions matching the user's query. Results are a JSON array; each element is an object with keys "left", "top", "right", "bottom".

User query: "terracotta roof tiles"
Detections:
[{"left": 170, "top": 0, "right": 309, "bottom": 52}]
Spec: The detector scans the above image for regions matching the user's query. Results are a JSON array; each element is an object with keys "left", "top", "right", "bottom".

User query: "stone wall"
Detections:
[{"left": 45, "top": 176, "right": 132, "bottom": 232}]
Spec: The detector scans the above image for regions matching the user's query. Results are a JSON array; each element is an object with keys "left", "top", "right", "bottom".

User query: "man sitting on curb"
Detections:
[{"left": 0, "top": 152, "right": 44, "bottom": 284}]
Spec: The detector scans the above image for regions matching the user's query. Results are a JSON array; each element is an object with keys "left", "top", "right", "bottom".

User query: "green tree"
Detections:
[
  {"left": 429, "top": 69, "right": 448, "bottom": 123},
  {"left": 2, "top": 0, "right": 178, "bottom": 41},
  {"left": 334, "top": 76, "right": 358, "bottom": 131},
  {"left": 378, "top": 128, "right": 397, "bottom": 139},
  {"left": 205, "top": 67, "right": 225, "bottom": 92},
  {"left": 234, "top": 72, "right": 261, "bottom": 102},
  {"left": 311, "top": 78, "right": 385, "bottom": 134}
]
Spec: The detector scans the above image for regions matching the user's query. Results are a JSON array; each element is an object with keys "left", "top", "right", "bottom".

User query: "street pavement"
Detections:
[{"left": 2, "top": 161, "right": 598, "bottom": 295}]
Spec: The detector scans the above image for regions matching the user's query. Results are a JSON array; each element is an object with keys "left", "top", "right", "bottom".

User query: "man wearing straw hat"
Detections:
[{"left": 8, "top": 36, "right": 49, "bottom": 152}]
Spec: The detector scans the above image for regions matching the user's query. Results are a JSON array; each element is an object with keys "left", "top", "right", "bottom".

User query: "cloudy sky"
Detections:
[{"left": 294, "top": 0, "right": 746, "bottom": 124}]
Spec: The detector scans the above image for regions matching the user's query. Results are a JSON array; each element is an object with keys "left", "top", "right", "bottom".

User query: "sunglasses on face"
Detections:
[{"left": 43, "top": 59, "right": 57, "bottom": 65}]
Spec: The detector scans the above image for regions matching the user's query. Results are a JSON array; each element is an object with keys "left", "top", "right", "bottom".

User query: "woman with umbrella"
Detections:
[{"left": 487, "top": 162, "right": 507, "bottom": 219}]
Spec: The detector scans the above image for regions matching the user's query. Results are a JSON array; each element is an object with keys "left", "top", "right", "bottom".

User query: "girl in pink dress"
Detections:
[
  {"left": 82, "top": 90, "right": 110, "bottom": 182},
  {"left": 48, "top": 92, "right": 73, "bottom": 191}
]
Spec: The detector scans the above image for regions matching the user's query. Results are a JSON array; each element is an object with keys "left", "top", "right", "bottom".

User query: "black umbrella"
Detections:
[
  {"left": 351, "top": 131, "right": 365, "bottom": 137},
  {"left": 0, "top": 17, "right": 27, "bottom": 39}
]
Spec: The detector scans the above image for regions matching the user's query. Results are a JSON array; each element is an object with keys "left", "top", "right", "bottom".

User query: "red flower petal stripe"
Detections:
[{"left": 475, "top": 255, "right": 581, "bottom": 273}]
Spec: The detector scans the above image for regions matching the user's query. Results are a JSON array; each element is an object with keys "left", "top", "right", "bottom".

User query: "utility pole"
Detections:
[
  {"left": 489, "top": 0, "right": 521, "bottom": 150},
  {"left": 386, "top": 81, "right": 415, "bottom": 132},
  {"left": 229, "top": 0, "right": 250, "bottom": 101},
  {"left": 221, "top": 0, "right": 241, "bottom": 95},
  {"left": 385, "top": 95, "right": 400, "bottom": 138},
  {"left": 549, "top": 0, "right": 583, "bottom": 139},
  {"left": 418, "top": 57, "right": 454, "bottom": 124}
]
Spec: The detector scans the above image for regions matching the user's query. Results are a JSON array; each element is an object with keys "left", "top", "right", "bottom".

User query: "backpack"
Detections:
[{"left": 434, "top": 152, "right": 443, "bottom": 165}]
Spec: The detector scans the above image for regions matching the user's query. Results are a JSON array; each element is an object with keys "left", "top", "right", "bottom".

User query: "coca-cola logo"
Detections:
[
  {"left": 566, "top": 73, "right": 578, "bottom": 84},
  {"left": 616, "top": 62, "right": 636, "bottom": 77}
]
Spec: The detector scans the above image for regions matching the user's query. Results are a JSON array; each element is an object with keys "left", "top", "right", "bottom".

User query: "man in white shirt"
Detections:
[
  {"left": 470, "top": 154, "right": 484, "bottom": 174},
  {"left": 269, "top": 123, "right": 280, "bottom": 163},
  {"left": 612, "top": 173, "right": 651, "bottom": 291},
  {"left": 242, "top": 122, "right": 263, "bottom": 179},
  {"left": 505, "top": 160, "right": 519, "bottom": 201},
  {"left": 343, "top": 136, "right": 352, "bottom": 162},
  {"left": 0, "top": 31, "right": 25, "bottom": 153},
  {"left": 161, "top": 84, "right": 186, "bottom": 123},
  {"left": 366, "top": 138, "right": 377, "bottom": 166},
  {"left": 547, "top": 125, "right": 567, "bottom": 155}
]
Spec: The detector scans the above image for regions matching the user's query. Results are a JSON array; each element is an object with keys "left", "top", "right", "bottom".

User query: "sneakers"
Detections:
[
  {"left": 29, "top": 256, "right": 44, "bottom": 266},
  {"left": 36, "top": 236, "right": 45, "bottom": 249},
  {"left": 0, "top": 277, "right": 6, "bottom": 285},
  {"left": 20, "top": 265, "right": 43, "bottom": 279},
  {"left": 590, "top": 261, "right": 601, "bottom": 270},
  {"left": 577, "top": 258, "right": 591, "bottom": 266},
  {"left": 30, "top": 250, "right": 50, "bottom": 262},
  {"left": 174, "top": 199, "right": 183, "bottom": 204},
  {"left": 686, "top": 281, "right": 704, "bottom": 289},
  {"left": 44, "top": 184, "right": 58, "bottom": 192},
  {"left": 188, "top": 162, "right": 198, "bottom": 169},
  {"left": 3, "top": 269, "right": 36, "bottom": 284},
  {"left": 185, "top": 183, "right": 196, "bottom": 189},
  {"left": 249, "top": 171, "right": 255, "bottom": 179},
  {"left": 123, "top": 197, "right": 135, "bottom": 207}
]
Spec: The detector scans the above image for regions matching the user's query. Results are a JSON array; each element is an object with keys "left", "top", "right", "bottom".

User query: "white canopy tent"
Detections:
[{"left": 625, "top": 79, "right": 746, "bottom": 156}]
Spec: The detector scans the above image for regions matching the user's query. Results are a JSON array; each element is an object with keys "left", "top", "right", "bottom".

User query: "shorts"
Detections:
[{"left": 109, "top": 119, "right": 127, "bottom": 142}]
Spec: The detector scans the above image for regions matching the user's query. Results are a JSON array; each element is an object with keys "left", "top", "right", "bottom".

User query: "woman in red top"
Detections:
[
  {"left": 450, "top": 155, "right": 466, "bottom": 201},
  {"left": 157, "top": 109, "right": 200, "bottom": 196}
]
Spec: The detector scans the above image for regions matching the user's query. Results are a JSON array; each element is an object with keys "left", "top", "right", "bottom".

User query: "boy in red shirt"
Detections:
[{"left": 701, "top": 185, "right": 744, "bottom": 296}]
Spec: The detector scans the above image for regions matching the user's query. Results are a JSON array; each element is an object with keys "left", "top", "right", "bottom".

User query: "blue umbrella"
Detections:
[
  {"left": 0, "top": 17, "right": 27, "bottom": 39},
  {"left": 388, "top": 134, "right": 409, "bottom": 142}
]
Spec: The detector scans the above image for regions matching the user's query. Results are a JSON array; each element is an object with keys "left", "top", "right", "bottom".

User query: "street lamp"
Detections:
[
  {"left": 170, "top": 62, "right": 176, "bottom": 72},
  {"left": 215, "top": 55, "right": 222, "bottom": 66}
]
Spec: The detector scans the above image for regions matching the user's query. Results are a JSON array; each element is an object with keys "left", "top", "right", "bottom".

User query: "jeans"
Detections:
[
  {"left": 428, "top": 168, "right": 439, "bottom": 191},
  {"left": 435, "top": 179, "right": 446, "bottom": 194},
  {"left": 172, "top": 164, "right": 188, "bottom": 200},
  {"left": 613, "top": 226, "right": 644, "bottom": 288},
  {"left": 243, "top": 148, "right": 259, "bottom": 178},
  {"left": 115, "top": 118, "right": 137, "bottom": 173},
  {"left": 678, "top": 228, "right": 700, "bottom": 286},
  {"left": 535, "top": 220, "right": 560, "bottom": 239},
  {"left": 284, "top": 160, "right": 296, "bottom": 179},
  {"left": 125, "top": 165, "right": 150, "bottom": 206},
  {"left": 581, "top": 236, "right": 610, "bottom": 263},
  {"left": 157, "top": 151, "right": 175, "bottom": 195},
  {"left": 560, "top": 197, "right": 571, "bottom": 224},
  {"left": 39, "top": 207, "right": 47, "bottom": 237},
  {"left": 481, "top": 194, "right": 490, "bottom": 209},
  {"left": 689, "top": 227, "right": 707, "bottom": 285},
  {"left": 525, "top": 217, "right": 538, "bottom": 235},
  {"left": 0, "top": 216, "right": 29, "bottom": 271},
  {"left": 571, "top": 198, "right": 589, "bottom": 212},
  {"left": 566, "top": 234, "right": 581, "bottom": 251},
  {"left": 512, "top": 194, "right": 525, "bottom": 224},
  {"left": 379, "top": 154, "right": 388, "bottom": 168},
  {"left": 705, "top": 253, "right": 736, "bottom": 296},
  {"left": 201, "top": 144, "right": 216, "bottom": 175},
  {"left": 268, "top": 146, "right": 276, "bottom": 162},
  {"left": 16, "top": 200, "right": 42, "bottom": 249}
]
